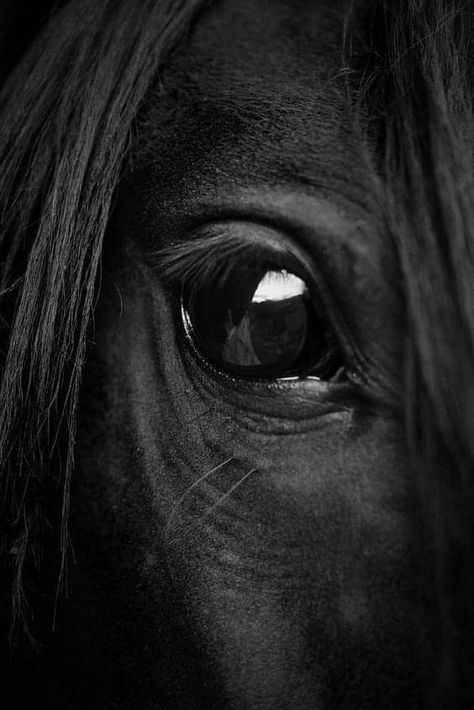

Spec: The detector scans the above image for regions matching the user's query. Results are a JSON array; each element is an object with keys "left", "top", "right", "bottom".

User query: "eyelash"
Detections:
[{"left": 150, "top": 231, "right": 301, "bottom": 292}]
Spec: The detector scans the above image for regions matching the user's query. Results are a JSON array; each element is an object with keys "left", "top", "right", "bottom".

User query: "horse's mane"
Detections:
[
  {"left": 364, "top": 3, "right": 474, "bottom": 701},
  {"left": 0, "top": 0, "right": 473, "bottom": 703},
  {"left": 0, "top": 0, "right": 207, "bottom": 646}
]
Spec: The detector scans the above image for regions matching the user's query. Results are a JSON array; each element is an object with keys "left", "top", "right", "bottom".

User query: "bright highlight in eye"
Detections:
[{"left": 252, "top": 270, "right": 306, "bottom": 303}]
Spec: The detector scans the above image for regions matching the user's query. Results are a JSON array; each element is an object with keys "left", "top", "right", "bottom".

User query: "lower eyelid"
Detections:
[{"left": 178, "top": 309, "right": 359, "bottom": 409}]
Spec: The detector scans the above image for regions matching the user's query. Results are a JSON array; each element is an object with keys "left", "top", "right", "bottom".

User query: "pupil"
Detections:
[{"left": 184, "top": 267, "right": 342, "bottom": 380}]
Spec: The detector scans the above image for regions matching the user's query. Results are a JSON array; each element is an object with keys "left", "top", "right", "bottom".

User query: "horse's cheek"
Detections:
[{"left": 167, "top": 422, "right": 434, "bottom": 706}]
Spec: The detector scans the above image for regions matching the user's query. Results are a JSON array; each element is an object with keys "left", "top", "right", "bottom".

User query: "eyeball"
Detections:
[{"left": 182, "top": 265, "right": 346, "bottom": 381}]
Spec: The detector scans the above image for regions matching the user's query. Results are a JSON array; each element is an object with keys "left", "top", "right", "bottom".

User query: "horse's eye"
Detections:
[{"left": 182, "top": 267, "right": 345, "bottom": 380}]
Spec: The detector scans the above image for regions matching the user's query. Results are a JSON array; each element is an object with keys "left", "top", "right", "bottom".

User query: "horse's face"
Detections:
[{"left": 67, "top": 0, "right": 436, "bottom": 707}]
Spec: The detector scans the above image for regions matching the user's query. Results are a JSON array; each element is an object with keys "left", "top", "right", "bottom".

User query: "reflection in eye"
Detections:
[
  {"left": 222, "top": 271, "right": 307, "bottom": 369},
  {"left": 183, "top": 266, "right": 346, "bottom": 381}
]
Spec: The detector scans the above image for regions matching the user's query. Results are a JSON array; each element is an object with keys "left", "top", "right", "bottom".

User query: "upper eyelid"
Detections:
[{"left": 148, "top": 222, "right": 312, "bottom": 289}]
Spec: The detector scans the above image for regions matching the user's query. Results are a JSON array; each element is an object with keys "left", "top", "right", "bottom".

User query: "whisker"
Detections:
[
  {"left": 164, "top": 464, "right": 257, "bottom": 587},
  {"left": 202, "top": 468, "right": 258, "bottom": 521},
  {"left": 165, "top": 456, "right": 235, "bottom": 543}
]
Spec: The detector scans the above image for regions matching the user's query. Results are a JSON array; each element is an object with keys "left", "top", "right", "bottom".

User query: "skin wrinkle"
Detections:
[{"left": 60, "top": 1, "right": 437, "bottom": 708}]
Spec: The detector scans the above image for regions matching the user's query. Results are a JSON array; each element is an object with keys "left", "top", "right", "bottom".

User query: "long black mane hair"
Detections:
[{"left": 1, "top": 0, "right": 473, "bottom": 704}]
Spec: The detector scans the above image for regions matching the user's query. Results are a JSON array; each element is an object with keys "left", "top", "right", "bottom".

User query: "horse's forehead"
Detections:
[
  {"left": 135, "top": 0, "right": 369, "bottom": 207},
  {"left": 181, "top": 0, "right": 346, "bottom": 83}
]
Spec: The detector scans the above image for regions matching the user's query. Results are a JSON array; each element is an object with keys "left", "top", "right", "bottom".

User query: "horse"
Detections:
[{"left": 1, "top": 0, "right": 474, "bottom": 707}]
